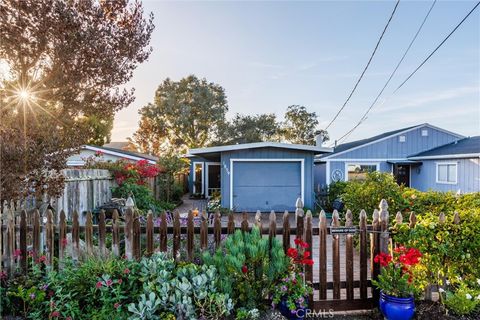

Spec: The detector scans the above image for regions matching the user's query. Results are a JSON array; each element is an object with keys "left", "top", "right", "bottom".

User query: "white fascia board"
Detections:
[
  {"left": 82, "top": 145, "right": 157, "bottom": 164},
  {"left": 409, "top": 153, "right": 480, "bottom": 160},
  {"left": 190, "top": 142, "right": 333, "bottom": 155}
]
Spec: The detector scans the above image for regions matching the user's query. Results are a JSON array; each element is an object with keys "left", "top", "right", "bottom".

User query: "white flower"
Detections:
[
  {"left": 446, "top": 280, "right": 450, "bottom": 285},
  {"left": 476, "top": 294, "right": 480, "bottom": 300},
  {"left": 457, "top": 276, "right": 462, "bottom": 281},
  {"left": 438, "top": 288, "right": 445, "bottom": 293},
  {"left": 466, "top": 294, "right": 472, "bottom": 300},
  {"left": 477, "top": 278, "right": 480, "bottom": 286}
]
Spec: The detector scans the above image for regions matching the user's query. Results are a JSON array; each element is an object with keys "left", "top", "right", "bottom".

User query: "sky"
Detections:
[{"left": 112, "top": 0, "right": 480, "bottom": 146}]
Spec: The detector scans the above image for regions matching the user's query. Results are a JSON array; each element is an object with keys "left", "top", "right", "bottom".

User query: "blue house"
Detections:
[
  {"left": 314, "top": 123, "right": 479, "bottom": 193},
  {"left": 408, "top": 136, "right": 480, "bottom": 193},
  {"left": 187, "top": 142, "right": 332, "bottom": 212}
]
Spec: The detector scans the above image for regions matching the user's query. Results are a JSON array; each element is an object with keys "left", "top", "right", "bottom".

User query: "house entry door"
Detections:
[{"left": 394, "top": 165, "right": 410, "bottom": 187}]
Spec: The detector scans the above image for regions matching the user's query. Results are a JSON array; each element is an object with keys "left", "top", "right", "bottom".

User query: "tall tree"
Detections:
[
  {"left": 0, "top": 0, "right": 154, "bottom": 200},
  {"left": 131, "top": 75, "right": 228, "bottom": 154},
  {"left": 281, "top": 105, "right": 329, "bottom": 145},
  {"left": 216, "top": 113, "right": 280, "bottom": 145}
]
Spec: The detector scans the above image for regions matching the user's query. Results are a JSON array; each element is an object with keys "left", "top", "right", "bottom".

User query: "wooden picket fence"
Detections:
[{"left": 0, "top": 199, "right": 392, "bottom": 312}]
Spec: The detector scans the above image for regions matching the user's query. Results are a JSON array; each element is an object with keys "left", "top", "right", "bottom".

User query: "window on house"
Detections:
[
  {"left": 347, "top": 164, "right": 378, "bottom": 181},
  {"left": 421, "top": 129, "right": 428, "bottom": 137},
  {"left": 436, "top": 163, "right": 457, "bottom": 184},
  {"left": 399, "top": 135, "right": 406, "bottom": 142}
]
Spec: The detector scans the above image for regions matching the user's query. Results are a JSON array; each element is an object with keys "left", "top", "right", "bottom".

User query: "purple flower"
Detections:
[
  {"left": 41, "top": 284, "right": 49, "bottom": 291},
  {"left": 297, "top": 297, "right": 304, "bottom": 304},
  {"left": 30, "top": 293, "right": 36, "bottom": 300},
  {"left": 281, "top": 285, "right": 288, "bottom": 292}
]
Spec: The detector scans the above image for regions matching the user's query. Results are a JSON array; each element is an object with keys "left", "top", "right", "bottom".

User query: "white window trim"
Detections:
[
  {"left": 192, "top": 162, "right": 205, "bottom": 195},
  {"left": 229, "top": 158, "right": 305, "bottom": 210},
  {"left": 435, "top": 162, "right": 458, "bottom": 185},
  {"left": 205, "top": 162, "right": 221, "bottom": 197},
  {"left": 399, "top": 135, "right": 406, "bottom": 142},
  {"left": 345, "top": 162, "right": 380, "bottom": 182}
]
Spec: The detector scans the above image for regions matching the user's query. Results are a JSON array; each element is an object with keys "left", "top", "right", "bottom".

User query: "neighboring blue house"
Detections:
[
  {"left": 408, "top": 136, "right": 480, "bottom": 193},
  {"left": 187, "top": 142, "right": 331, "bottom": 212},
  {"left": 314, "top": 123, "right": 479, "bottom": 194}
]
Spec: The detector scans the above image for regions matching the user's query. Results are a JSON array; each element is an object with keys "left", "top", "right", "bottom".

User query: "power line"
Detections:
[
  {"left": 392, "top": 1, "right": 480, "bottom": 94},
  {"left": 333, "top": 0, "right": 437, "bottom": 145},
  {"left": 324, "top": 0, "right": 401, "bottom": 131}
]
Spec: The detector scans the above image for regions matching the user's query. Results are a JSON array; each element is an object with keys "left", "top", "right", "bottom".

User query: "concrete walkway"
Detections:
[{"left": 175, "top": 193, "right": 208, "bottom": 214}]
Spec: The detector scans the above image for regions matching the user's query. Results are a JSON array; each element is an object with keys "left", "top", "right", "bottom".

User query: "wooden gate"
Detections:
[{"left": 0, "top": 198, "right": 391, "bottom": 313}]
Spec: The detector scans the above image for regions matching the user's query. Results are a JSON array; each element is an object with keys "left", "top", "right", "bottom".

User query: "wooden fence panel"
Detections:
[
  {"left": 124, "top": 209, "right": 133, "bottom": 260},
  {"left": 46, "top": 210, "right": 55, "bottom": 266},
  {"left": 227, "top": 212, "right": 235, "bottom": 235},
  {"left": 241, "top": 212, "right": 248, "bottom": 233},
  {"left": 33, "top": 210, "right": 40, "bottom": 255},
  {"left": 173, "top": 211, "right": 180, "bottom": 260},
  {"left": 282, "top": 211, "right": 290, "bottom": 253},
  {"left": 200, "top": 211, "right": 208, "bottom": 250},
  {"left": 159, "top": 211, "right": 167, "bottom": 252},
  {"left": 318, "top": 210, "right": 327, "bottom": 300},
  {"left": 187, "top": 211, "right": 194, "bottom": 261},
  {"left": 146, "top": 212, "right": 154, "bottom": 257},
  {"left": 98, "top": 210, "right": 106, "bottom": 257},
  {"left": 345, "top": 210, "right": 354, "bottom": 300},
  {"left": 214, "top": 212, "right": 221, "bottom": 248},
  {"left": 85, "top": 212, "right": 93, "bottom": 256},
  {"left": 359, "top": 210, "right": 368, "bottom": 299},
  {"left": 331, "top": 210, "right": 340, "bottom": 300},
  {"left": 20, "top": 210, "right": 27, "bottom": 272},
  {"left": 268, "top": 211, "right": 276, "bottom": 245},
  {"left": 112, "top": 210, "right": 120, "bottom": 257},
  {"left": 59, "top": 210, "right": 66, "bottom": 266},
  {"left": 133, "top": 211, "right": 141, "bottom": 260},
  {"left": 305, "top": 210, "right": 313, "bottom": 308},
  {"left": 72, "top": 211, "right": 80, "bottom": 261}
]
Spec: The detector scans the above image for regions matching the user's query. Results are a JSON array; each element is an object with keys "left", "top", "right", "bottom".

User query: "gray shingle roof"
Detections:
[{"left": 409, "top": 136, "right": 480, "bottom": 158}]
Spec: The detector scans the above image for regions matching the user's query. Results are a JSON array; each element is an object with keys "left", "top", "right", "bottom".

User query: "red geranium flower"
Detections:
[
  {"left": 117, "top": 279, "right": 123, "bottom": 284},
  {"left": 241, "top": 265, "right": 248, "bottom": 274},
  {"left": 114, "top": 303, "right": 121, "bottom": 309},
  {"left": 51, "top": 311, "right": 60, "bottom": 317},
  {"left": 287, "top": 247, "right": 298, "bottom": 259},
  {"left": 105, "top": 279, "right": 113, "bottom": 287},
  {"left": 96, "top": 281, "right": 103, "bottom": 289},
  {"left": 374, "top": 252, "right": 392, "bottom": 267},
  {"left": 123, "top": 268, "right": 130, "bottom": 274}
]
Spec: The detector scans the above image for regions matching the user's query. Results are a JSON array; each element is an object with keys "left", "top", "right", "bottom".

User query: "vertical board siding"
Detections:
[{"left": 328, "top": 126, "right": 461, "bottom": 160}]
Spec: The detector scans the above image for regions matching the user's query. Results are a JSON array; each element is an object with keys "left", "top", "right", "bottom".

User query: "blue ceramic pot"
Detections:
[
  {"left": 278, "top": 296, "right": 308, "bottom": 320},
  {"left": 379, "top": 291, "right": 415, "bottom": 320}
]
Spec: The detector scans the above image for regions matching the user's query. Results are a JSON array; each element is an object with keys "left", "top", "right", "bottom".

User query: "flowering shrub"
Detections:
[
  {"left": 85, "top": 156, "right": 160, "bottom": 186},
  {"left": 371, "top": 246, "right": 423, "bottom": 298},
  {"left": 440, "top": 280, "right": 480, "bottom": 315},
  {"left": 271, "top": 238, "right": 314, "bottom": 312}
]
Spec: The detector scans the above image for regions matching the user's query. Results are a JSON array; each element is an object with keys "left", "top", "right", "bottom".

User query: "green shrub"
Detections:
[
  {"left": 131, "top": 252, "right": 233, "bottom": 319},
  {"left": 442, "top": 282, "right": 480, "bottom": 316},
  {"left": 326, "top": 181, "right": 348, "bottom": 211},
  {"left": 340, "top": 172, "right": 406, "bottom": 221},
  {"left": 112, "top": 182, "right": 174, "bottom": 214},
  {"left": 203, "top": 227, "right": 288, "bottom": 310},
  {"left": 394, "top": 209, "right": 480, "bottom": 293}
]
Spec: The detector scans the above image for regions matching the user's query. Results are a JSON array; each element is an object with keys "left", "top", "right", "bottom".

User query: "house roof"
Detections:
[
  {"left": 409, "top": 136, "right": 480, "bottom": 159},
  {"left": 189, "top": 141, "right": 333, "bottom": 156},
  {"left": 318, "top": 123, "right": 464, "bottom": 160},
  {"left": 83, "top": 145, "right": 159, "bottom": 164}
]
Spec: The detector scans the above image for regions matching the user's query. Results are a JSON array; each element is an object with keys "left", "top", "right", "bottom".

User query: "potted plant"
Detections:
[
  {"left": 272, "top": 238, "right": 313, "bottom": 319},
  {"left": 372, "top": 246, "right": 422, "bottom": 320}
]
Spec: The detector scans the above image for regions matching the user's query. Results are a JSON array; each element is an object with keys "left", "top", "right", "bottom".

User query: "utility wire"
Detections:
[
  {"left": 324, "top": 0, "right": 401, "bottom": 131},
  {"left": 333, "top": 0, "right": 437, "bottom": 146},
  {"left": 392, "top": 1, "right": 480, "bottom": 94}
]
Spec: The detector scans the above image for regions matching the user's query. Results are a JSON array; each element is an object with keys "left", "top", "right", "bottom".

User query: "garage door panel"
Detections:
[
  {"left": 232, "top": 161, "right": 302, "bottom": 212},
  {"left": 233, "top": 162, "right": 301, "bottom": 186}
]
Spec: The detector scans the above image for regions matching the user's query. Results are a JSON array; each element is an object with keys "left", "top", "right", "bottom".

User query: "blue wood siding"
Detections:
[
  {"left": 221, "top": 148, "right": 315, "bottom": 211},
  {"left": 328, "top": 125, "right": 461, "bottom": 160},
  {"left": 411, "top": 158, "right": 480, "bottom": 193}
]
